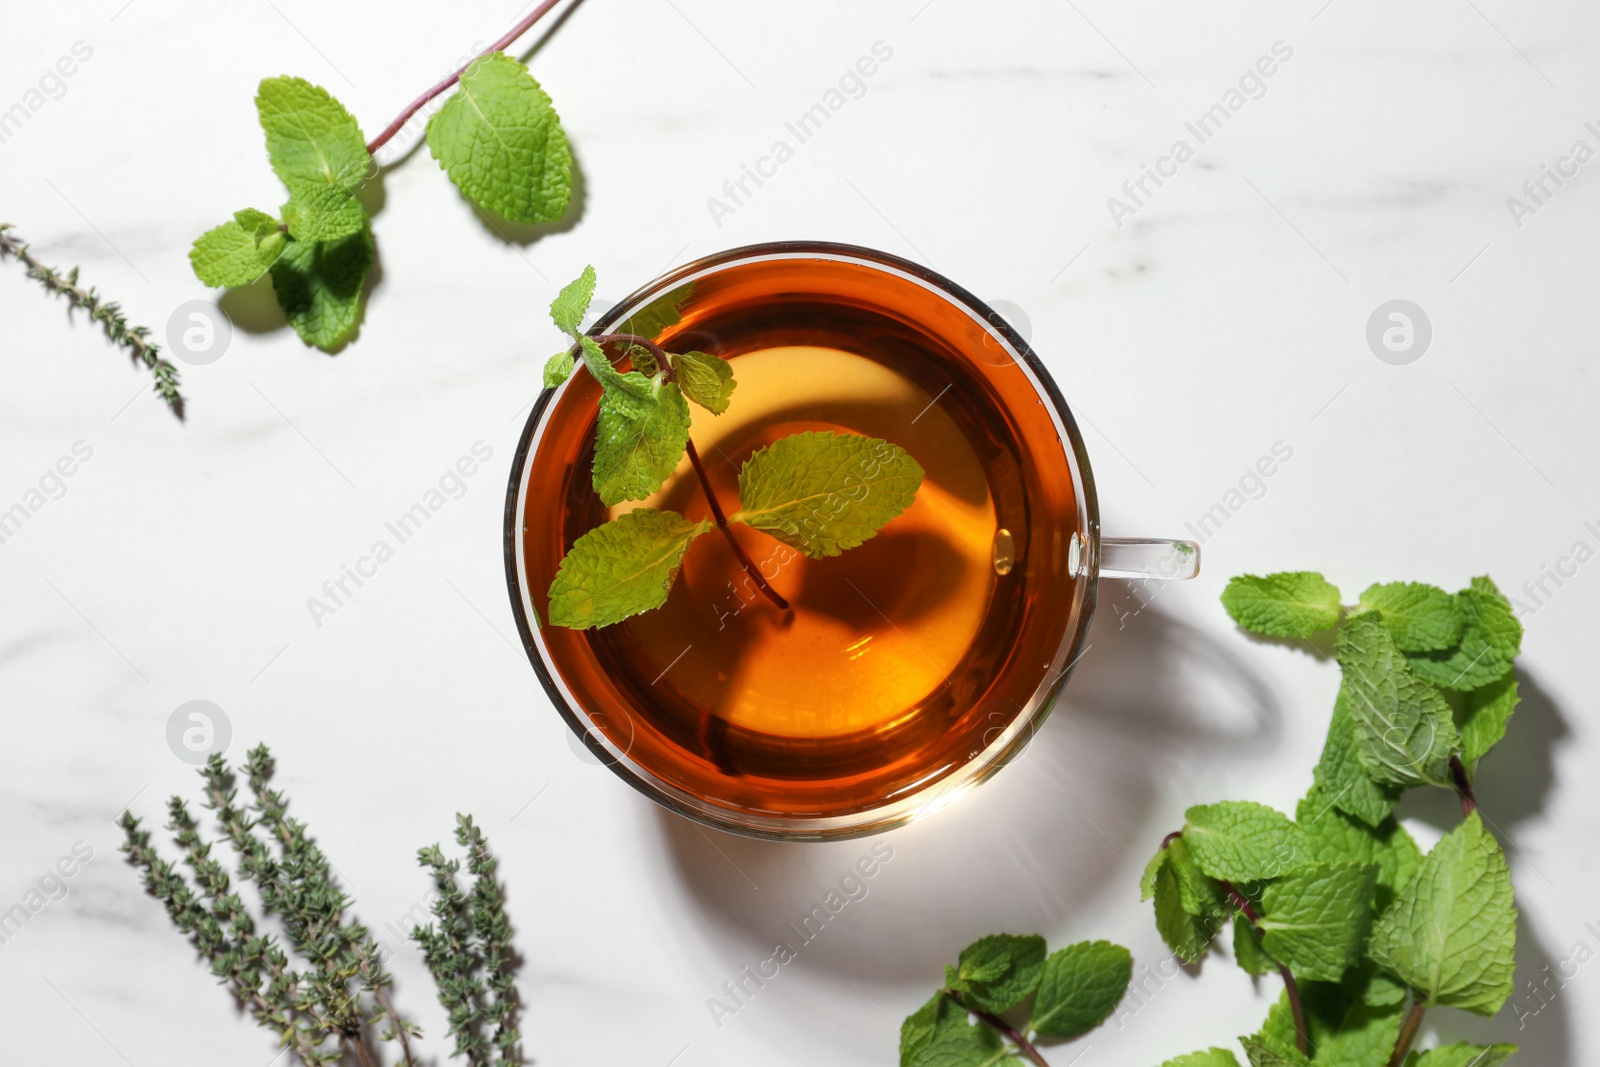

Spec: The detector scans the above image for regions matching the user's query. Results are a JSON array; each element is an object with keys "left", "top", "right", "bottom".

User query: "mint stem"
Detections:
[
  {"left": 1219, "top": 878, "right": 1308, "bottom": 1056},
  {"left": 942, "top": 990, "right": 1049, "bottom": 1067},
  {"left": 1449, "top": 754, "right": 1477, "bottom": 817},
  {"left": 1387, "top": 999, "right": 1427, "bottom": 1067},
  {"left": 590, "top": 333, "right": 790, "bottom": 612},
  {"left": 366, "top": 0, "right": 565, "bottom": 155}
]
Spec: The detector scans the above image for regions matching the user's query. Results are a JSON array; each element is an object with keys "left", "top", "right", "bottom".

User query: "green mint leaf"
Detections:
[
  {"left": 626, "top": 344, "right": 658, "bottom": 377},
  {"left": 1221, "top": 572, "right": 1343, "bottom": 639},
  {"left": 1296, "top": 785, "right": 1422, "bottom": 913},
  {"left": 730, "top": 431, "right": 923, "bottom": 558},
  {"left": 1336, "top": 615, "right": 1460, "bottom": 789},
  {"left": 255, "top": 76, "right": 370, "bottom": 243},
  {"left": 1404, "top": 577, "right": 1522, "bottom": 691},
  {"left": 546, "top": 508, "right": 710, "bottom": 629},
  {"left": 280, "top": 183, "right": 366, "bottom": 242},
  {"left": 898, "top": 992, "right": 1006, "bottom": 1067},
  {"left": 1257, "top": 863, "right": 1378, "bottom": 981},
  {"left": 1233, "top": 912, "right": 1275, "bottom": 976},
  {"left": 1239, "top": 1034, "right": 1312, "bottom": 1067},
  {"left": 1182, "top": 801, "right": 1311, "bottom": 883},
  {"left": 1158, "top": 1051, "right": 1242, "bottom": 1067},
  {"left": 577, "top": 336, "right": 692, "bottom": 505},
  {"left": 543, "top": 349, "right": 575, "bottom": 389},
  {"left": 1457, "top": 670, "right": 1519, "bottom": 772},
  {"left": 268, "top": 223, "right": 373, "bottom": 349},
  {"left": 256, "top": 76, "right": 370, "bottom": 189},
  {"left": 550, "top": 265, "right": 596, "bottom": 337},
  {"left": 1356, "top": 582, "right": 1465, "bottom": 652},
  {"left": 671, "top": 351, "right": 736, "bottom": 414},
  {"left": 949, "top": 934, "right": 1046, "bottom": 1013},
  {"left": 1260, "top": 984, "right": 1406, "bottom": 1066},
  {"left": 190, "top": 210, "right": 286, "bottom": 287},
  {"left": 1313, "top": 688, "right": 1402, "bottom": 827},
  {"left": 1152, "top": 838, "right": 1228, "bottom": 963},
  {"left": 1405, "top": 1043, "right": 1517, "bottom": 1067},
  {"left": 1140, "top": 846, "right": 1166, "bottom": 902},
  {"left": 1343, "top": 958, "right": 1410, "bottom": 1007},
  {"left": 1367, "top": 813, "right": 1517, "bottom": 1016},
  {"left": 1027, "top": 940, "right": 1132, "bottom": 1039},
  {"left": 426, "top": 51, "right": 572, "bottom": 224}
]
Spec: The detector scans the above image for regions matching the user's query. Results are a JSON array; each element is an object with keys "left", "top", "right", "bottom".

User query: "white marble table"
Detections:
[{"left": 2, "top": 0, "right": 1595, "bottom": 1063}]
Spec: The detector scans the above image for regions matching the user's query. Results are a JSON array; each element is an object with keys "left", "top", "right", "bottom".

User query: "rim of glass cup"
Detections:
[{"left": 503, "top": 241, "right": 1105, "bottom": 841}]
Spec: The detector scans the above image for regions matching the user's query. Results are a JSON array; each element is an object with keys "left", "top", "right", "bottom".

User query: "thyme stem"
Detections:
[{"left": 0, "top": 223, "right": 184, "bottom": 419}]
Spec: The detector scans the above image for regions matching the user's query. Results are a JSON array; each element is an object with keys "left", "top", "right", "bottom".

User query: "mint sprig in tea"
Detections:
[{"left": 518, "top": 253, "right": 1085, "bottom": 820}]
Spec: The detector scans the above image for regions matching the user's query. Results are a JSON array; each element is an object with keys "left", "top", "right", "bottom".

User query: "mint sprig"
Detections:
[
  {"left": 539, "top": 267, "right": 924, "bottom": 630},
  {"left": 909, "top": 568, "right": 1526, "bottom": 1067},
  {"left": 188, "top": 7, "right": 574, "bottom": 350}
]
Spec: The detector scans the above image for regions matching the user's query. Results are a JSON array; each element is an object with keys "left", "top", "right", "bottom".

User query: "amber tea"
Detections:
[{"left": 508, "top": 246, "right": 1103, "bottom": 838}]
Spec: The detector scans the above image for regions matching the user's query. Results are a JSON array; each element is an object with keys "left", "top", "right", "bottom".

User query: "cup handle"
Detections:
[{"left": 1099, "top": 536, "right": 1201, "bottom": 580}]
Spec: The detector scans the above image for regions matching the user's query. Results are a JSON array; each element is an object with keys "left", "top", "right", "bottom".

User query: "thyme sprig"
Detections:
[
  {"left": 1, "top": 222, "right": 184, "bottom": 420},
  {"left": 120, "top": 744, "right": 524, "bottom": 1066}
]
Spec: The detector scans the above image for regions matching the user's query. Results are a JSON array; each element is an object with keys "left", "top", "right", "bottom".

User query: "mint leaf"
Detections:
[
  {"left": 543, "top": 350, "right": 575, "bottom": 388},
  {"left": 1258, "top": 863, "right": 1378, "bottom": 981},
  {"left": 949, "top": 934, "right": 1046, "bottom": 1013},
  {"left": 1357, "top": 582, "right": 1465, "bottom": 652},
  {"left": 268, "top": 223, "right": 373, "bottom": 349},
  {"left": 899, "top": 992, "right": 1007, "bottom": 1067},
  {"left": 546, "top": 508, "right": 710, "bottom": 629},
  {"left": 1239, "top": 1034, "right": 1312, "bottom": 1067},
  {"left": 550, "top": 265, "right": 596, "bottom": 337},
  {"left": 255, "top": 76, "right": 370, "bottom": 243},
  {"left": 1182, "top": 801, "right": 1311, "bottom": 883},
  {"left": 1296, "top": 786, "right": 1421, "bottom": 913},
  {"left": 1159, "top": 1052, "right": 1242, "bottom": 1067},
  {"left": 190, "top": 209, "right": 286, "bottom": 287},
  {"left": 672, "top": 351, "right": 736, "bottom": 414},
  {"left": 1028, "top": 940, "right": 1131, "bottom": 1039},
  {"left": 426, "top": 51, "right": 572, "bottom": 224},
  {"left": 1405, "top": 1043, "right": 1517, "bottom": 1067},
  {"left": 1313, "top": 688, "right": 1402, "bottom": 827},
  {"left": 1221, "top": 572, "right": 1342, "bottom": 639},
  {"left": 280, "top": 183, "right": 366, "bottom": 242},
  {"left": 1140, "top": 846, "right": 1166, "bottom": 901},
  {"left": 1405, "top": 577, "right": 1522, "bottom": 691},
  {"left": 1457, "top": 670, "right": 1519, "bottom": 773},
  {"left": 256, "top": 76, "right": 370, "bottom": 191},
  {"left": 1336, "top": 615, "right": 1460, "bottom": 789},
  {"left": 1233, "top": 912, "right": 1275, "bottom": 976},
  {"left": 1260, "top": 985, "right": 1406, "bottom": 1066},
  {"left": 585, "top": 341, "right": 692, "bottom": 506},
  {"left": 1344, "top": 959, "right": 1410, "bottom": 1006},
  {"left": 1153, "top": 838, "right": 1228, "bottom": 963},
  {"left": 1367, "top": 813, "right": 1517, "bottom": 1016},
  {"left": 731, "top": 431, "right": 923, "bottom": 558}
]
